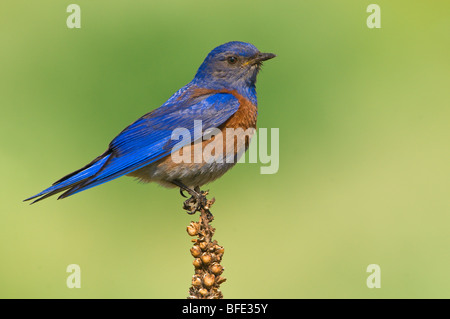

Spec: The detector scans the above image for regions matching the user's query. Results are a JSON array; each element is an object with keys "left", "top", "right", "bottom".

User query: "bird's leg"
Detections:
[{"left": 171, "top": 180, "right": 208, "bottom": 214}]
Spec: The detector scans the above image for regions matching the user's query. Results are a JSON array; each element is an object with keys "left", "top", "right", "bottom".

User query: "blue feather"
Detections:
[{"left": 25, "top": 89, "right": 239, "bottom": 202}]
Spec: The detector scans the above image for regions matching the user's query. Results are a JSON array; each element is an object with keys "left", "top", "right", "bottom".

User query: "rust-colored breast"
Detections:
[
  {"left": 219, "top": 89, "right": 257, "bottom": 131},
  {"left": 189, "top": 87, "right": 257, "bottom": 130},
  {"left": 190, "top": 88, "right": 257, "bottom": 153},
  {"left": 154, "top": 88, "right": 257, "bottom": 170}
]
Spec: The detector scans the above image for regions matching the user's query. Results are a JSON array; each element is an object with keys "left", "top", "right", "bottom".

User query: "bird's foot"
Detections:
[
  {"left": 183, "top": 186, "right": 209, "bottom": 214},
  {"left": 173, "top": 181, "right": 214, "bottom": 215}
]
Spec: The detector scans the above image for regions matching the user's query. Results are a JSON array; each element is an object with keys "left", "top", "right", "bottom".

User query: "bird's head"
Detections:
[{"left": 193, "top": 41, "right": 276, "bottom": 96}]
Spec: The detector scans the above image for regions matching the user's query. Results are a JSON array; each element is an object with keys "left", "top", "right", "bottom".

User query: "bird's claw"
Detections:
[
  {"left": 175, "top": 182, "right": 212, "bottom": 215},
  {"left": 180, "top": 188, "right": 188, "bottom": 198},
  {"left": 183, "top": 190, "right": 208, "bottom": 214}
]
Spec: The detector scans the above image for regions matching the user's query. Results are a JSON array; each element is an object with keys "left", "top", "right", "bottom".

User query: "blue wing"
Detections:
[{"left": 25, "top": 89, "right": 240, "bottom": 203}]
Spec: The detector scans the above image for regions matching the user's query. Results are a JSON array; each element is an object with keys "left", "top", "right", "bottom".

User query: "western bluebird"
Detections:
[{"left": 25, "top": 41, "right": 276, "bottom": 211}]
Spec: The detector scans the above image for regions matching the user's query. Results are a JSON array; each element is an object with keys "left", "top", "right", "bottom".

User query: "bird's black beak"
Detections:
[
  {"left": 255, "top": 52, "right": 276, "bottom": 62},
  {"left": 246, "top": 52, "right": 276, "bottom": 66}
]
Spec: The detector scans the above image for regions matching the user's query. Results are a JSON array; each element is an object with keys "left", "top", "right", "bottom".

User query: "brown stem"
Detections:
[{"left": 186, "top": 192, "right": 225, "bottom": 299}]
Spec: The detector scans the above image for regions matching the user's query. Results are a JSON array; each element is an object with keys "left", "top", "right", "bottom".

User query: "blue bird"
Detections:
[{"left": 24, "top": 41, "right": 275, "bottom": 211}]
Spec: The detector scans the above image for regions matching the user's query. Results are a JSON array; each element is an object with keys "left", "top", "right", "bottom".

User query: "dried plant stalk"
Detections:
[{"left": 185, "top": 193, "right": 226, "bottom": 299}]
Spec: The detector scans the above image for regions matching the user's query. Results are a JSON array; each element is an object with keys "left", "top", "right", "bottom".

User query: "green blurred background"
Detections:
[{"left": 1, "top": 0, "right": 449, "bottom": 298}]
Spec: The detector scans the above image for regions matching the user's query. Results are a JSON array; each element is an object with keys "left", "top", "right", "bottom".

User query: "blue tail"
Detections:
[{"left": 24, "top": 152, "right": 112, "bottom": 204}]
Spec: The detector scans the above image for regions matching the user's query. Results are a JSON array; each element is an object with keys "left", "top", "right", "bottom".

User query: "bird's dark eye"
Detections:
[{"left": 227, "top": 56, "right": 238, "bottom": 64}]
